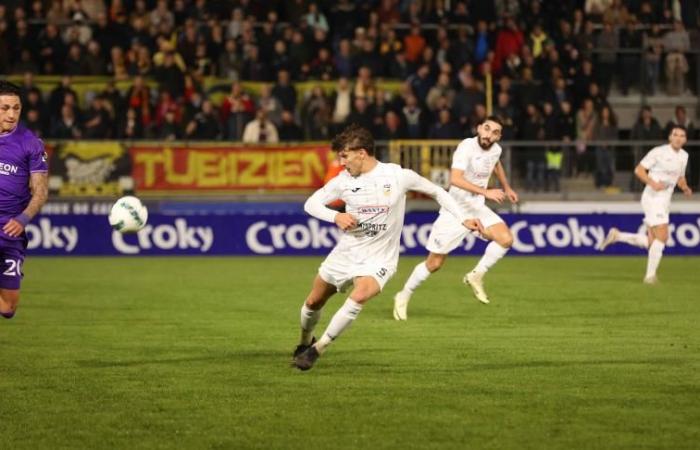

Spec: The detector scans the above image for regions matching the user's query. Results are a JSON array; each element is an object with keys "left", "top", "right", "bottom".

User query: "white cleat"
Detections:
[
  {"left": 643, "top": 275, "right": 659, "bottom": 285},
  {"left": 393, "top": 290, "right": 411, "bottom": 321},
  {"left": 598, "top": 227, "right": 619, "bottom": 251},
  {"left": 463, "top": 271, "right": 490, "bottom": 304}
]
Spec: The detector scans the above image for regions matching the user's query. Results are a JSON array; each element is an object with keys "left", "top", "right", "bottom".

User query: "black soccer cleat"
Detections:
[
  {"left": 294, "top": 346, "right": 320, "bottom": 371},
  {"left": 293, "top": 336, "right": 316, "bottom": 357}
]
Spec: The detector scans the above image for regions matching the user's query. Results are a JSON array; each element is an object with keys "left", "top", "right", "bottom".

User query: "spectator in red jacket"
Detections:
[
  {"left": 493, "top": 16, "right": 524, "bottom": 75},
  {"left": 403, "top": 22, "right": 426, "bottom": 64}
]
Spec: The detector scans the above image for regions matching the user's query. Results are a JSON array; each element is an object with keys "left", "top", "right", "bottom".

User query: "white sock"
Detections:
[
  {"left": 617, "top": 231, "right": 649, "bottom": 249},
  {"left": 316, "top": 298, "right": 363, "bottom": 353},
  {"left": 402, "top": 261, "right": 431, "bottom": 294},
  {"left": 474, "top": 241, "right": 509, "bottom": 274},
  {"left": 646, "top": 240, "right": 665, "bottom": 279},
  {"left": 300, "top": 304, "right": 321, "bottom": 345}
]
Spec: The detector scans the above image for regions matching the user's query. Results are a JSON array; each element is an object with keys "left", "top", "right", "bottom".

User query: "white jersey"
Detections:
[
  {"left": 639, "top": 144, "right": 688, "bottom": 204},
  {"left": 447, "top": 136, "right": 502, "bottom": 208},
  {"left": 305, "top": 162, "right": 468, "bottom": 268}
]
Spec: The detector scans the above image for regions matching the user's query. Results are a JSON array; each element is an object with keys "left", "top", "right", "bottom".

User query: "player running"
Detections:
[
  {"left": 0, "top": 80, "right": 49, "bottom": 319},
  {"left": 392, "top": 116, "right": 518, "bottom": 320},
  {"left": 598, "top": 126, "right": 692, "bottom": 283},
  {"left": 292, "top": 124, "right": 482, "bottom": 371}
]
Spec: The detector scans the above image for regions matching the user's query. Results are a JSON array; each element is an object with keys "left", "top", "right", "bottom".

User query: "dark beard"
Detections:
[{"left": 478, "top": 138, "right": 492, "bottom": 150}]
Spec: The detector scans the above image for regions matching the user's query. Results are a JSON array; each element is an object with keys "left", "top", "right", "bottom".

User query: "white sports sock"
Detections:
[
  {"left": 474, "top": 241, "right": 509, "bottom": 274},
  {"left": 316, "top": 298, "right": 363, "bottom": 354},
  {"left": 300, "top": 304, "right": 321, "bottom": 345},
  {"left": 402, "top": 261, "right": 431, "bottom": 294},
  {"left": 617, "top": 231, "right": 649, "bottom": 249},
  {"left": 646, "top": 240, "right": 665, "bottom": 279}
]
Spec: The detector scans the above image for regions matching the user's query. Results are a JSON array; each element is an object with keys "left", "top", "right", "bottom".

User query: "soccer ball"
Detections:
[{"left": 109, "top": 196, "right": 148, "bottom": 233}]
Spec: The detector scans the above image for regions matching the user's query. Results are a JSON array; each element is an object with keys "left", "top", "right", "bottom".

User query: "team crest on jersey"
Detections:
[{"left": 383, "top": 183, "right": 391, "bottom": 195}]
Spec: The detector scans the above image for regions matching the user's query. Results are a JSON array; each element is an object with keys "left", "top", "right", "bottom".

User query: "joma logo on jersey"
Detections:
[{"left": 0, "top": 162, "right": 19, "bottom": 175}]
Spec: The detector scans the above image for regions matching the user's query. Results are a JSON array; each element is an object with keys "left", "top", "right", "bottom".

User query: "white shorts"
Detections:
[
  {"left": 319, "top": 251, "right": 396, "bottom": 293},
  {"left": 642, "top": 197, "right": 670, "bottom": 227},
  {"left": 426, "top": 204, "right": 504, "bottom": 254}
]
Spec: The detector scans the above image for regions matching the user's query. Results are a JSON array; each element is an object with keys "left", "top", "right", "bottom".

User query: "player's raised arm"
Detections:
[{"left": 401, "top": 169, "right": 481, "bottom": 232}]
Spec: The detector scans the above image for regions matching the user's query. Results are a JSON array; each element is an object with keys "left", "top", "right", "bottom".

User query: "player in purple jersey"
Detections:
[{"left": 0, "top": 81, "right": 49, "bottom": 319}]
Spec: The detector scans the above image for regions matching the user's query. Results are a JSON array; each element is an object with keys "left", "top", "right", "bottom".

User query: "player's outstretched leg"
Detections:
[
  {"left": 293, "top": 275, "right": 335, "bottom": 358},
  {"left": 463, "top": 271, "right": 490, "bottom": 304},
  {"left": 644, "top": 240, "right": 665, "bottom": 284},
  {"left": 465, "top": 225, "right": 512, "bottom": 304},
  {"left": 393, "top": 255, "right": 445, "bottom": 321},
  {"left": 294, "top": 304, "right": 320, "bottom": 357},
  {"left": 392, "top": 290, "right": 411, "bottom": 321},
  {"left": 598, "top": 227, "right": 619, "bottom": 250},
  {"left": 599, "top": 227, "right": 649, "bottom": 250},
  {"left": 643, "top": 225, "right": 667, "bottom": 284},
  {"left": 394, "top": 263, "right": 431, "bottom": 321},
  {"left": 294, "top": 298, "right": 363, "bottom": 371}
]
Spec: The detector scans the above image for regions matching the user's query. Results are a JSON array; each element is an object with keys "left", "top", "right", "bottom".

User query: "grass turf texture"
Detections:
[{"left": 1, "top": 256, "right": 699, "bottom": 450}]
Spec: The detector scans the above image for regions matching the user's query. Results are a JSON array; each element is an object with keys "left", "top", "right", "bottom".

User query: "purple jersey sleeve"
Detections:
[{"left": 29, "top": 138, "right": 48, "bottom": 173}]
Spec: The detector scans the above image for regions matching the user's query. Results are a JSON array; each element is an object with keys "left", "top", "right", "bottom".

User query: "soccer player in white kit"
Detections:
[
  {"left": 393, "top": 116, "right": 519, "bottom": 320},
  {"left": 598, "top": 126, "right": 692, "bottom": 283},
  {"left": 293, "top": 125, "right": 482, "bottom": 371}
]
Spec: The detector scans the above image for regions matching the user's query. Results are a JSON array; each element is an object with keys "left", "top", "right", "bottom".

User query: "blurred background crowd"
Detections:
[{"left": 2, "top": 0, "right": 700, "bottom": 189}]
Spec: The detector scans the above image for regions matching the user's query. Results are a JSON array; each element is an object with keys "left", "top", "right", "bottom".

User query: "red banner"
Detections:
[{"left": 129, "top": 144, "right": 332, "bottom": 193}]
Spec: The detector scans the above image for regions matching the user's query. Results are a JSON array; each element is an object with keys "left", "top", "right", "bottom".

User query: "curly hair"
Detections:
[
  {"left": 332, "top": 123, "right": 375, "bottom": 156},
  {"left": 482, "top": 115, "right": 504, "bottom": 129}
]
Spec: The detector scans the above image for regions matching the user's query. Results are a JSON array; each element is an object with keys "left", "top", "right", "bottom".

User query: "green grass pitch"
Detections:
[{"left": 1, "top": 256, "right": 699, "bottom": 449}]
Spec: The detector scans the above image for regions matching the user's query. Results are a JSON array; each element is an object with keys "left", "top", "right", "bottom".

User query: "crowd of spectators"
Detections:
[{"left": 2, "top": 0, "right": 700, "bottom": 189}]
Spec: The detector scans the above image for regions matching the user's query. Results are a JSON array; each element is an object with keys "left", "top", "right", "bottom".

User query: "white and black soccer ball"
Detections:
[{"left": 108, "top": 196, "right": 148, "bottom": 233}]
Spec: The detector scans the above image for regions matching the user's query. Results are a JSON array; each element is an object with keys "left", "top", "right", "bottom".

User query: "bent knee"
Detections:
[
  {"left": 497, "top": 235, "right": 514, "bottom": 249},
  {"left": 304, "top": 298, "right": 324, "bottom": 310},
  {"left": 425, "top": 258, "right": 445, "bottom": 272}
]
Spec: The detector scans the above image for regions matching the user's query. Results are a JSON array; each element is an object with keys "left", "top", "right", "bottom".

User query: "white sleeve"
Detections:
[
  {"left": 303, "top": 176, "right": 343, "bottom": 223},
  {"left": 639, "top": 148, "right": 658, "bottom": 169},
  {"left": 681, "top": 154, "right": 688, "bottom": 176},
  {"left": 451, "top": 142, "right": 469, "bottom": 170},
  {"left": 401, "top": 169, "right": 468, "bottom": 223}
]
